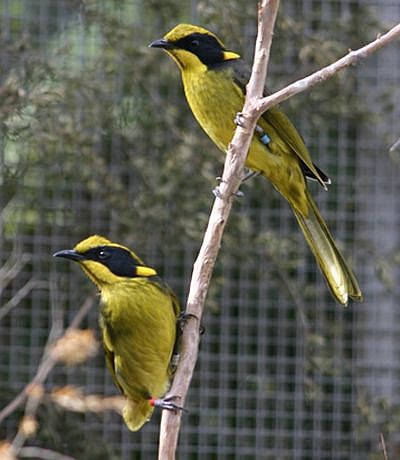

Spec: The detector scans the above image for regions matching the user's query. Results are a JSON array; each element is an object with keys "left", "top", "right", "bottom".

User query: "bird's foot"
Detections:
[
  {"left": 235, "top": 115, "right": 271, "bottom": 147},
  {"left": 234, "top": 112, "right": 246, "bottom": 127},
  {"left": 178, "top": 312, "right": 205, "bottom": 335},
  {"left": 241, "top": 169, "right": 260, "bottom": 183},
  {"left": 213, "top": 178, "right": 244, "bottom": 199},
  {"left": 150, "top": 395, "right": 188, "bottom": 413},
  {"left": 213, "top": 177, "right": 224, "bottom": 199},
  {"left": 233, "top": 189, "right": 245, "bottom": 198}
]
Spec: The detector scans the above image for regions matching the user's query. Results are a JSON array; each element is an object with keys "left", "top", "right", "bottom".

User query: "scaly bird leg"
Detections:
[
  {"left": 213, "top": 177, "right": 244, "bottom": 199},
  {"left": 178, "top": 311, "right": 205, "bottom": 335},
  {"left": 213, "top": 114, "right": 267, "bottom": 198},
  {"left": 234, "top": 112, "right": 272, "bottom": 147},
  {"left": 149, "top": 395, "right": 188, "bottom": 413},
  {"left": 241, "top": 169, "right": 260, "bottom": 182}
]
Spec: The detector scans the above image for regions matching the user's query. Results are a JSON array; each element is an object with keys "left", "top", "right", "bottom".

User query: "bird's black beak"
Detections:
[
  {"left": 149, "top": 38, "right": 174, "bottom": 50},
  {"left": 53, "top": 249, "right": 85, "bottom": 262}
]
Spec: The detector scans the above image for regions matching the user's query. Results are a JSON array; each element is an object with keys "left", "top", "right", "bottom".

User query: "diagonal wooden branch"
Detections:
[{"left": 157, "top": 1, "right": 280, "bottom": 459}]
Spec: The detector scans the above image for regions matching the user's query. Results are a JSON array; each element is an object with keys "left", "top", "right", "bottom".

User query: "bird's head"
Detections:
[
  {"left": 149, "top": 23, "right": 240, "bottom": 71},
  {"left": 54, "top": 235, "right": 157, "bottom": 289}
]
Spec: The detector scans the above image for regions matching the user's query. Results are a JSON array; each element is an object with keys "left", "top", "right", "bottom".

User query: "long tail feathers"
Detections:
[
  {"left": 292, "top": 193, "right": 362, "bottom": 305},
  {"left": 123, "top": 399, "right": 154, "bottom": 431}
]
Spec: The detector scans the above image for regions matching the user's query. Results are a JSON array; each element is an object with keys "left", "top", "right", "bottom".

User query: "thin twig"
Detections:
[
  {"left": 0, "top": 250, "right": 30, "bottom": 295},
  {"left": 0, "top": 294, "right": 96, "bottom": 426},
  {"left": 252, "top": 22, "right": 400, "bottom": 116},
  {"left": 0, "top": 280, "right": 49, "bottom": 321},
  {"left": 380, "top": 432, "right": 389, "bottom": 460},
  {"left": 49, "top": 385, "right": 125, "bottom": 415},
  {"left": 19, "top": 446, "right": 78, "bottom": 460},
  {"left": 157, "top": 2, "right": 280, "bottom": 459},
  {"left": 389, "top": 137, "right": 400, "bottom": 153}
]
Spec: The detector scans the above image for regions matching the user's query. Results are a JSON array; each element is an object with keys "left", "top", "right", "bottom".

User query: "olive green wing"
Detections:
[
  {"left": 227, "top": 59, "right": 329, "bottom": 187},
  {"left": 99, "top": 317, "right": 125, "bottom": 394},
  {"left": 149, "top": 277, "right": 182, "bottom": 376},
  {"left": 262, "top": 106, "right": 329, "bottom": 187}
]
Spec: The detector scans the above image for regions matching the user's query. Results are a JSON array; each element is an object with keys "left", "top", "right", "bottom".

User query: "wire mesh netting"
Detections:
[{"left": 0, "top": 1, "right": 399, "bottom": 459}]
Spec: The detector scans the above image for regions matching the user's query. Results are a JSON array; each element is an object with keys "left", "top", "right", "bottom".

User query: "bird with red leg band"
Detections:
[{"left": 54, "top": 235, "right": 184, "bottom": 430}]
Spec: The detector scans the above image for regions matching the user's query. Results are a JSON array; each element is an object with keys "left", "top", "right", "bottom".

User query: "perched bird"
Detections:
[
  {"left": 54, "top": 235, "right": 181, "bottom": 431},
  {"left": 150, "top": 24, "right": 362, "bottom": 305}
]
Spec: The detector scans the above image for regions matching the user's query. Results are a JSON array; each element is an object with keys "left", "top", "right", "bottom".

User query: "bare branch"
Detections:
[
  {"left": 50, "top": 386, "right": 125, "bottom": 415},
  {"left": 379, "top": 432, "right": 389, "bottom": 460},
  {"left": 19, "top": 446, "right": 78, "bottom": 460},
  {"left": 49, "top": 329, "right": 98, "bottom": 365},
  {"left": 0, "top": 250, "right": 30, "bottom": 295},
  {"left": 6, "top": 294, "right": 97, "bottom": 454},
  {"left": 0, "top": 280, "right": 49, "bottom": 321},
  {"left": 389, "top": 136, "right": 400, "bottom": 153},
  {"left": 157, "top": 2, "right": 280, "bottom": 459},
  {"left": 0, "top": 294, "right": 96, "bottom": 426},
  {"left": 253, "top": 22, "right": 400, "bottom": 116},
  {"left": 246, "top": 0, "right": 280, "bottom": 100}
]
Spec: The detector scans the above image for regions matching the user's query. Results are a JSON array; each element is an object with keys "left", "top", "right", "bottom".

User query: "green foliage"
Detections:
[
  {"left": 1, "top": 0, "right": 211, "bottom": 248},
  {"left": 0, "top": 0, "right": 379, "bottom": 245}
]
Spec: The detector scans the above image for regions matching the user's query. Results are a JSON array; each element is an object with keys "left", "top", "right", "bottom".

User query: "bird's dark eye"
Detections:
[
  {"left": 191, "top": 39, "right": 199, "bottom": 48},
  {"left": 98, "top": 250, "right": 111, "bottom": 260}
]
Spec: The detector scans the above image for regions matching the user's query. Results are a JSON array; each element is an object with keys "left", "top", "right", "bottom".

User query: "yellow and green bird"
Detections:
[
  {"left": 150, "top": 23, "right": 362, "bottom": 305},
  {"left": 54, "top": 235, "right": 181, "bottom": 431}
]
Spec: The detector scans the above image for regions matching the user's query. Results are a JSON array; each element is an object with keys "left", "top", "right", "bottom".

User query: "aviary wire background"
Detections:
[{"left": 0, "top": 1, "right": 399, "bottom": 459}]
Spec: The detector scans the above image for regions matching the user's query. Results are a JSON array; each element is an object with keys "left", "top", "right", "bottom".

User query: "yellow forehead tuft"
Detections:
[
  {"left": 164, "top": 23, "right": 226, "bottom": 48},
  {"left": 74, "top": 235, "right": 112, "bottom": 252},
  {"left": 74, "top": 235, "right": 144, "bottom": 264}
]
